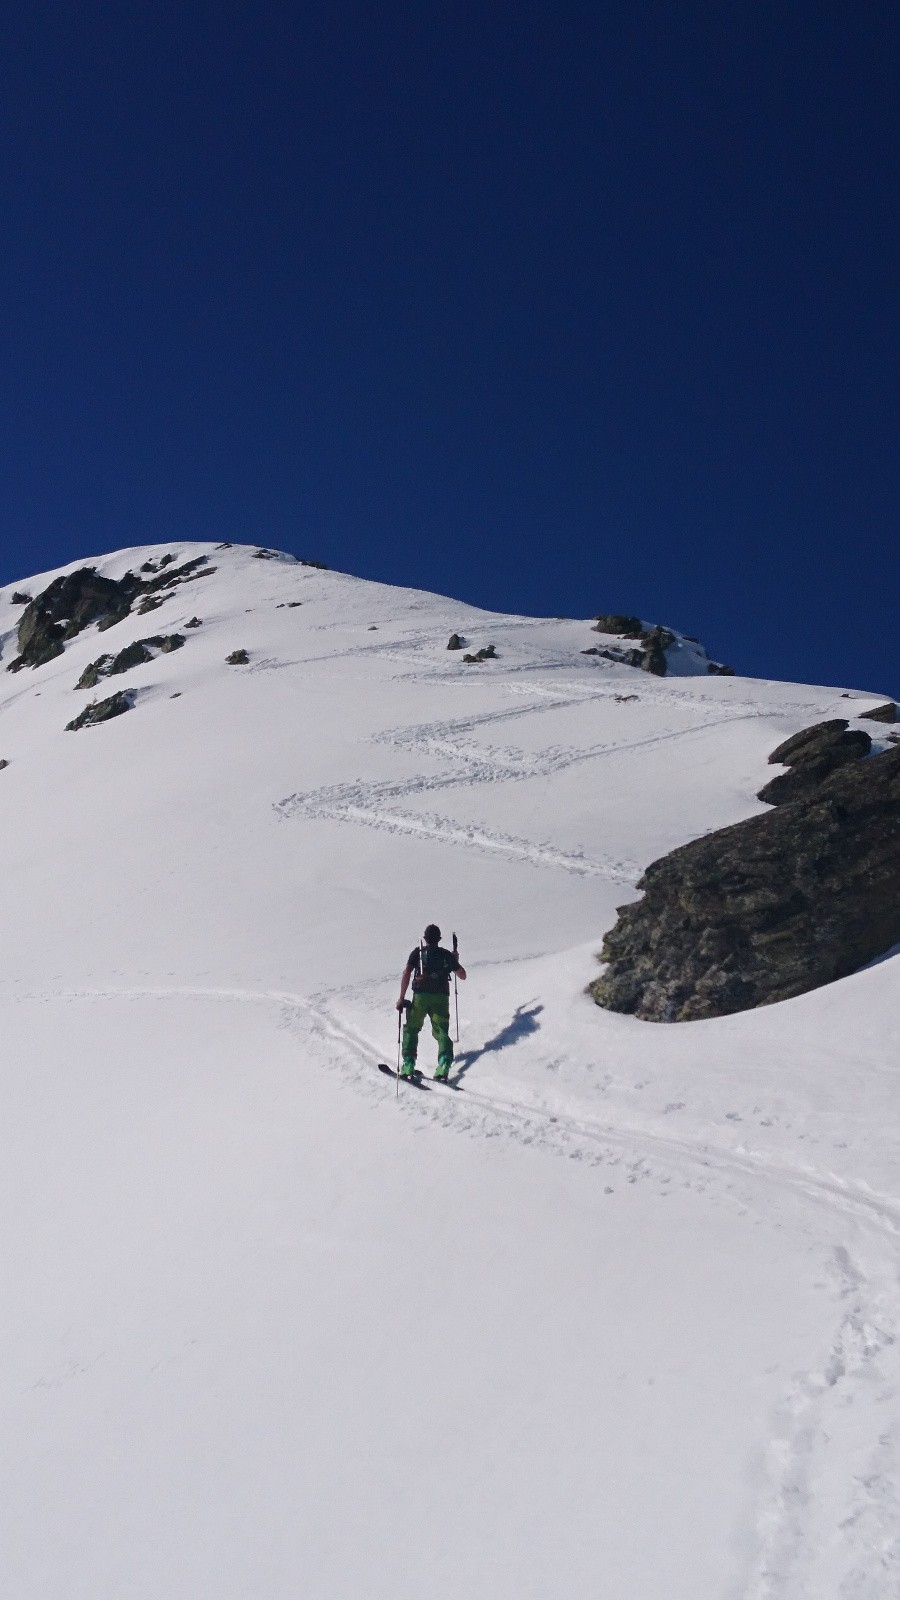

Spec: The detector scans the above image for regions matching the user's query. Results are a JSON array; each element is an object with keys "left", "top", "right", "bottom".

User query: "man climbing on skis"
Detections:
[{"left": 396, "top": 924, "right": 466, "bottom": 1081}]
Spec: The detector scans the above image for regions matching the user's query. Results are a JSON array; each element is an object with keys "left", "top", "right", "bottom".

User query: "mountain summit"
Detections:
[{"left": 1, "top": 542, "right": 897, "bottom": 1598}]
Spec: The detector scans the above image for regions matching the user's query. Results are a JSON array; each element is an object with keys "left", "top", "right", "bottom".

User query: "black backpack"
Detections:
[{"left": 412, "top": 944, "right": 454, "bottom": 989}]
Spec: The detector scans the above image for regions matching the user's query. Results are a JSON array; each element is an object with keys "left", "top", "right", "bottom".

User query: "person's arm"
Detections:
[
  {"left": 453, "top": 952, "right": 467, "bottom": 981},
  {"left": 396, "top": 964, "right": 414, "bottom": 1010}
]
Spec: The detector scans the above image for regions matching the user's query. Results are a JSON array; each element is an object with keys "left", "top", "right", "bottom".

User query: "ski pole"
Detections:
[
  {"left": 452, "top": 931, "right": 460, "bottom": 1042},
  {"left": 396, "top": 1004, "right": 403, "bottom": 1098}
]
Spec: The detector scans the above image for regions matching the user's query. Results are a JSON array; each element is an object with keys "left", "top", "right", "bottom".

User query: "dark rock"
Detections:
[
  {"left": 7, "top": 567, "right": 142, "bottom": 671},
  {"left": 768, "top": 720, "right": 850, "bottom": 766},
  {"left": 137, "top": 595, "right": 165, "bottom": 614},
  {"left": 76, "top": 635, "right": 185, "bottom": 689},
  {"left": 66, "top": 690, "right": 134, "bottom": 732},
  {"left": 140, "top": 555, "right": 215, "bottom": 593},
  {"left": 226, "top": 649, "right": 250, "bottom": 664},
  {"left": 140, "top": 561, "right": 157, "bottom": 573},
  {"left": 592, "top": 614, "right": 643, "bottom": 637},
  {"left": 758, "top": 748, "right": 869, "bottom": 807},
  {"left": 216, "top": 541, "right": 233, "bottom": 550},
  {"left": 185, "top": 617, "right": 203, "bottom": 628},
  {"left": 0, "top": 758, "right": 9, "bottom": 770},
  {"left": 638, "top": 629, "right": 669, "bottom": 676},
  {"left": 707, "top": 662, "right": 735, "bottom": 675},
  {"left": 590, "top": 744, "right": 900, "bottom": 1022},
  {"left": 860, "top": 702, "right": 897, "bottom": 724},
  {"left": 641, "top": 625, "right": 675, "bottom": 650},
  {"left": 8, "top": 558, "right": 217, "bottom": 673},
  {"left": 462, "top": 645, "right": 497, "bottom": 663},
  {"left": 108, "top": 640, "right": 155, "bottom": 675},
  {"left": 588, "top": 644, "right": 649, "bottom": 669},
  {"left": 11, "top": 592, "right": 31, "bottom": 605},
  {"left": 640, "top": 646, "right": 667, "bottom": 676},
  {"left": 447, "top": 633, "right": 464, "bottom": 650},
  {"left": 75, "top": 656, "right": 113, "bottom": 690},
  {"left": 759, "top": 722, "right": 871, "bottom": 805}
]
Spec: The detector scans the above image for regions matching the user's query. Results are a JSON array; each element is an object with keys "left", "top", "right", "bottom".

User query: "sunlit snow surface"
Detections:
[{"left": 0, "top": 543, "right": 897, "bottom": 1598}]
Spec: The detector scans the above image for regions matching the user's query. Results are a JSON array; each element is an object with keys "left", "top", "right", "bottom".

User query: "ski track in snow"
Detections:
[
  {"left": 14, "top": 975, "right": 900, "bottom": 1596},
  {"left": 273, "top": 690, "right": 797, "bottom": 879}
]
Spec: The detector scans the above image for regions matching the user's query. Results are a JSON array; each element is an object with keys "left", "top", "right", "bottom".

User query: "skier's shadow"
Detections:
[{"left": 452, "top": 1002, "right": 544, "bottom": 1084}]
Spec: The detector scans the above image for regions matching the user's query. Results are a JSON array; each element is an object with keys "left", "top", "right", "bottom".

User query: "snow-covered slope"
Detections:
[{"left": 1, "top": 542, "right": 897, "bottom": 1598}]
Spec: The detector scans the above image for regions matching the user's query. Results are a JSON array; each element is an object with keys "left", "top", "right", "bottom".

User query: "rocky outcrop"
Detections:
[
  {"left": 447, "top": 633, "right": 464, "bottom": 650},
  {"left": 757, "top": 720, "right": 871, "bottom": 806},
  {"left": 588, "top": 613, "right": 733, "bottom": 676},
  {"left": 462, "top": 645, "right": 497, "bottom": 663},
  {"left": 8, "top": 569, "right": 141, "bottom": 671},
  {"left": 76, "top": 635, "right": 185, "bottom": 690},
  {"left": 7, "top": 558, "right": 215, "bottom": 673},
  {"left": 590, "top": 743, "right": 900, "bottom": 1022},
  {"left": 583, "top": 639, "right": 669, "bottom": 674},
  {"left": 592, "top": 614, "right": 643, "bottom": 637},
  {"left": 860, "top": 702, "right": 897, "bottom": 724},
  {"left": 637, "top": 627, "right": 673, "bottom": 676},
  {"left": 226, "top": 649, "right": 249, "bottom": 664},
  {"left": 66, "top": 690, "right": 134, "bottom": 732}
]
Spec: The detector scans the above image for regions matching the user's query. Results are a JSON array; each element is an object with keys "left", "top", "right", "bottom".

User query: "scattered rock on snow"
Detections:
[
  {"left": 447, "top": 633, "right": 464, "bottom": 650},
  {"left": 591, "top": 743, "right": 900, "bottom": 1022},
  {"left": 11, "top": 592, "right": 31, "bottom": 605},
  {"left": 462, "top": 645, "right": 497, "bottom": 663},
  {"left": 860, "top": 702, "right": 897, "bottom": 723},
  {"left": 226, "top": 649, "right": 250, "bottom": 664},
  {"left": 0, "top": 758, "right": 9, "bottom": 770},
  {"left": 7, "top": 558, "right": 215, "bottom": 672},
  {"left": 184, "top": 617, "right": 203, "bottom": 628},
  {"left": 66, "top": 690, "right": 134, "bottom": 732},
  {"left": 76, "top": 635, "right": 185, "bottom": 689}
]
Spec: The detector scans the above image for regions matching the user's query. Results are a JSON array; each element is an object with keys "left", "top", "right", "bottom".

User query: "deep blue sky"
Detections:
[{"left": 1, "top": 2, "right": 897, "bottom": 690}]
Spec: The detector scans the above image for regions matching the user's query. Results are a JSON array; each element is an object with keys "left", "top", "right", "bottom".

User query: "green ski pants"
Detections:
[{"left": 402, "top": 992, "right": 453, "bottom": 1071}]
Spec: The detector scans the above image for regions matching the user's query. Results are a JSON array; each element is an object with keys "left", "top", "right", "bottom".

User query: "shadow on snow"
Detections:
[{"left": 452, "top": 1002, "right": 544, "bottom": 1085}]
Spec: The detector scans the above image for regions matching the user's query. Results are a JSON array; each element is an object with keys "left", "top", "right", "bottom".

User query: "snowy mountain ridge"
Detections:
[{"left": 1, "top": 541, "right": 897, "bottom": 1599}]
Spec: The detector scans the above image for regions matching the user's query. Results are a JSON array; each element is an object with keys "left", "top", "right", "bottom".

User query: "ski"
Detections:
[
  {"left": 377, "top": 1064, "right": 431, "bottom": 1089},
  {"left": 376, "top": 1063, "right": 462, "bottom": 1091}
]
